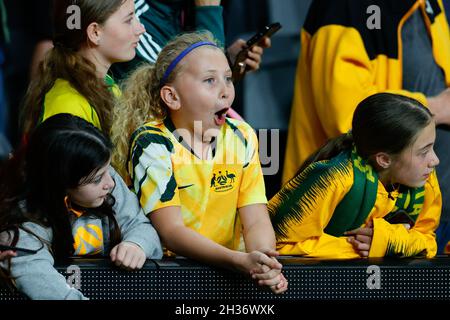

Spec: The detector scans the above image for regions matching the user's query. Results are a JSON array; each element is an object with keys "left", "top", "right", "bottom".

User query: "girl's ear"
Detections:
[
  {"left": 160, "top": 85, "right": 181, "bottom": 111},
  {"left": 86, "top": 22, "right": 102, "bottom": 46},
  {"left": 374, "top": 152, "right": 392, "bottom": 169}
]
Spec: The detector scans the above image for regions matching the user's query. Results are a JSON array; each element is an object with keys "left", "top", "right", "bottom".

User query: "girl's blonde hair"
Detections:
[{"left": 111, "top": 31, "right": 222, "bottom": 179}]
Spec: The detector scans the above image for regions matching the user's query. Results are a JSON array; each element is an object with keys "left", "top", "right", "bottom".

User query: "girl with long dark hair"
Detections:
[{"left": 0, "top": 114, "right": 162, "bottom": 299}]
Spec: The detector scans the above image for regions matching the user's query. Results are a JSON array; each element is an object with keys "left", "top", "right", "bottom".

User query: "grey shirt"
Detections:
[{"left": 0, "top": 167, "right": 163, "bottom": 300}]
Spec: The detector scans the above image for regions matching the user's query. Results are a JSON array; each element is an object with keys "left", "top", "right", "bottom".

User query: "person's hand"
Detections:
[
  {"left": 269, "top": 272, "right": 288, "bottom": 294},
  {"left": 344, "top": 220, "right": 374, "bottom": 258},
  {"left": 110, "top": 241, "right": 146, "bottom": 270},
  {"left": 194, "top": 0, "right": 221, "bottom": 6},
  {"left": 427, "top": 87, "right": 450, "bottom": 125},
  {"left": 234, "top": 249, "right": 281, "bottom": 274},
  {"left": 0, "top": 250, "right": 17, "bottom": 261},
  {"left": 251, "top": 262, "right": 288, "bottom": 294},
  {"left": 234, "top": 249, "right": 287, "bottom": 294},
  {"left": 227, "top": 36, "right": 271, "bottom": 74}
]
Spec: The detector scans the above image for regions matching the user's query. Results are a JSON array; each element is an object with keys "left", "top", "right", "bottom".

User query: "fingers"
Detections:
[
  {"left": 111, "top": 246, "right": 130, "bottom": 270},
  {"left": 252, "top": 265, "right": 287, "bottom": 293},
  {"left": 359, "top": 250, "right": 369, "bottom": 257},
  {"left": 354, "top": 234, "right": 372, "bottom": 244},
  {"left": 131, "top": 252, "right": 146, "bottom": 270},
  {"left": 110, "top": 245, "right": 118, "bottom": 262},
  {"left": 244, "top": 51, "right": 261, "bottom": 71},
  {"left": 234, "top": 38, "right": 247, "bottom": 49},
  {"left": 250, "top": 45, "right": 263, "bottom": 55},
  {"left": 128, "top": 252, "right": 140, "bottom": 270},
  {"left": 345, "top": 227, "right": 373, "bottom": 237},
  {"left": 0, "top": 250, "right": 17, "bottom": 260},
  {"left": 251, "top": 266, "right": 281, "bottom": 282},
  {"left": 245, "top": 251, "right": 282, "bottom": 278},
  {"left": 258, "top": 274, "right": 283, "bottom": 287},
  {"left": 226, "top": 39, "right": 246, "bottom": 65},
  {"left": 347, "top": 237, "right": 370, "bottom": 257},
  {"left": 260, "top": 36, "right": 271, "bottom": 48},
  {"left": 270, "top": 274, "right": 288, "bottom": 294},
  {"left": 258, "top": 254, "right": 282, "bottom": 270},
  {"left": 347, "top": 237, "right": 371, "bottom": 250},
  {"left": 244, "top": 39, "right": 268, "bottom": 72}
]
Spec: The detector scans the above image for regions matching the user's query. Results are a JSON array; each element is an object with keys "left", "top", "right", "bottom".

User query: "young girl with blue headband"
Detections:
[{"left": 111, "top": 31, "right": 287, "bottom": 294}]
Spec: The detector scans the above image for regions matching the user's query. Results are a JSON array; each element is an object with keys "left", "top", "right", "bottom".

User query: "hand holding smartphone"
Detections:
[{"left": 232, "top": 22, "right": 282, "bottom": 81}]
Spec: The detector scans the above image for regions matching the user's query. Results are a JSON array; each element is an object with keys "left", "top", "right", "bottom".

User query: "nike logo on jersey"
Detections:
[{"left": 178, "top": 184, "right": 194, "bottom": 189}]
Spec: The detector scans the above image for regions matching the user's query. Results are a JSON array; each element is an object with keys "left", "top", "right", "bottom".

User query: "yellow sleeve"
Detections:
[
  {"left": 237, "top": 126, "right": 267, "bottom": 208},
  {"left": 129, "top": 132, "right": 180, "bottom": 215},
  {"left": 43, "top": 92, "right": 101, "bottom": 129},
  {"left": 307, "top": 25, "right": 427, "bottom": 138},
  {"left": 369, "top": 171, "right": 442, "bottom": 258},
  {"left": 272, "top": 164, "right": 360, "bottom": 259}
]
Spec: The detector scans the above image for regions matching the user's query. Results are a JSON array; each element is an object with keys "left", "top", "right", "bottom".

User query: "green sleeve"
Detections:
[{"left": 195, "top": 6, "right": 225, "bottom": 48}]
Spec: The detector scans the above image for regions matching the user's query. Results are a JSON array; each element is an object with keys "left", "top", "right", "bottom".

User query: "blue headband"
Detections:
[{"left": 160, "top": 41, "right": 217, "bottom": 86}]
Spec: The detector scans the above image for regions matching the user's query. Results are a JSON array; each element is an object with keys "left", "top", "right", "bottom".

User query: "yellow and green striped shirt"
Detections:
[{"left": 129, "top": 117, "right": 267, "bottom": 251}]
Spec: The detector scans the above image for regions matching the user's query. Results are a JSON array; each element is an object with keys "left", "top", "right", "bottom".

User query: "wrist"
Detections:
[
  {"left": 230, "top": 251, "right": 246, "bottom": 273},
  {"left": 121, "top": 241, "right": 142, "bottom": 250}
]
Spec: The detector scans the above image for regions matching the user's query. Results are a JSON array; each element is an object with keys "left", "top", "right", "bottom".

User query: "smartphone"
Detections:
[
  {"left": 245, "top": 22, "right": 282, "bottom": 49},
  {"left": 384, "top": 210, "right": 415, "bottom": 228},
  {"left": 232, "top": 22, "right": 282, "bottom": 81},
  {"left": 0, "top": 244, "right": 38, "bottom": 255}
]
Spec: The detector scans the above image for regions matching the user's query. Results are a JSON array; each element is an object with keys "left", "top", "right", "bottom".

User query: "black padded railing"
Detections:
[{"left": 1, "top": 256, "right": 450, "bottom": 300}]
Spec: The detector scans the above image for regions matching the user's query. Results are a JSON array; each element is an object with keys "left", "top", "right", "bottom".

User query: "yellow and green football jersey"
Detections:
[
  {"left": 129, "top": 117, "right": 267, "bottom": 251},
  {"left": 40, "top": 75, "right": 120, "bottom": 129}
]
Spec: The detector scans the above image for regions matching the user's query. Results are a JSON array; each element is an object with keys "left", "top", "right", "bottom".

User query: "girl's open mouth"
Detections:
[{"left": 214, "top": 107, "right": 229, "bottom": 126}]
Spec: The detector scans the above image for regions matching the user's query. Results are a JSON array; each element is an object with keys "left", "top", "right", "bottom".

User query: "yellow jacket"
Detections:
[
  {"left": 283, "top": 0, "right": 450, "bottom": 183},
  {"left": 270, "top": 158, "right": 441, "bottom": 259}
]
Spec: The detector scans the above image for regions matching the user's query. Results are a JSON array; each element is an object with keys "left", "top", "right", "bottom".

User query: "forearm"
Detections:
[
  {"left": 162, "top": 225, "right": 245, "bottom": 272},
  {"left": 239, "top": 204, "right": 275, "bottom": 252},
  {"left": 111, "top": 167, "right": 163, "bottom": 258},
  {"left": 194, "top": 1, "right": 225, "bottom": 47},
  {"left": 243, "top": 219, "right": 276, "bottom": 252}
]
